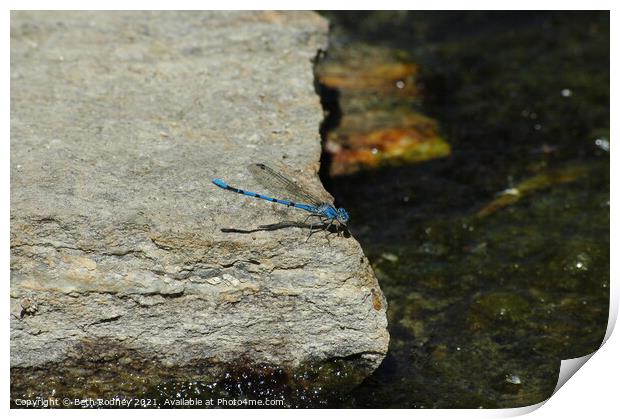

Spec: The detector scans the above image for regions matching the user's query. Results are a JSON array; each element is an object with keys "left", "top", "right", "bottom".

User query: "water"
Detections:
[{"left": 318, "top": 11, "right": 609, "bottom": 408}]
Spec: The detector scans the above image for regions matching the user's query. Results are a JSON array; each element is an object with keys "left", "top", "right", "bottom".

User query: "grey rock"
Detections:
[{"left": 10, "top": 11, "right": 388, "bottom": 395}]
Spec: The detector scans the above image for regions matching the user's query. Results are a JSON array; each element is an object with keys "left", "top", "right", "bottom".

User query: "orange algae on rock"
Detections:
[{"left": 316, "top": 42, "right": 451, "bottom": 176}]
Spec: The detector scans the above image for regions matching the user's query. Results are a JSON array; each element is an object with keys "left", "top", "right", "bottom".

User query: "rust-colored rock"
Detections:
[
  {"left": 317, "top": 44, "right": 419, "bottom": 97},
  {"left": 316, "top": 42, "right": 450, "bottom": 176}
]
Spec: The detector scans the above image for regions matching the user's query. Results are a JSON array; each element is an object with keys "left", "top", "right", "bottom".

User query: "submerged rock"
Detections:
[
  {"left": 315, "top": 42, "right": 451, "bottom": 175},
  {"left": 10, "top": 11, "right": 388, "bottom": 399}
]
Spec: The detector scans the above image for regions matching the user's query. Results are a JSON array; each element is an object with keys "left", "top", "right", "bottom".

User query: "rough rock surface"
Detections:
[{"left": 10, "top": 11, "right": 388, "bottom": 395}]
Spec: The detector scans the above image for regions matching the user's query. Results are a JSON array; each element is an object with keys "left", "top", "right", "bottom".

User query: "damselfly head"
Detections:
[{"left": 337, "top": 208, "right": 350, "bottom": 224}]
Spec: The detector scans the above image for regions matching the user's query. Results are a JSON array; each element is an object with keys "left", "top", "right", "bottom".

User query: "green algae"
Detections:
[{"left": 12, "top": 352, "right": 369, "bottom": 408}]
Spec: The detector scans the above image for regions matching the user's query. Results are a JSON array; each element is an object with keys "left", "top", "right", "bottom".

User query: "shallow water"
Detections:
[{"left": 318, "top": 11, "right": 609, "bottom": 408}]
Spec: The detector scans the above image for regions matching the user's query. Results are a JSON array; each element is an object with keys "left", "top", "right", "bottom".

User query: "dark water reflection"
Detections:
[{"left": 319, "top": 11, "right": 609, "bottom": 408}]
